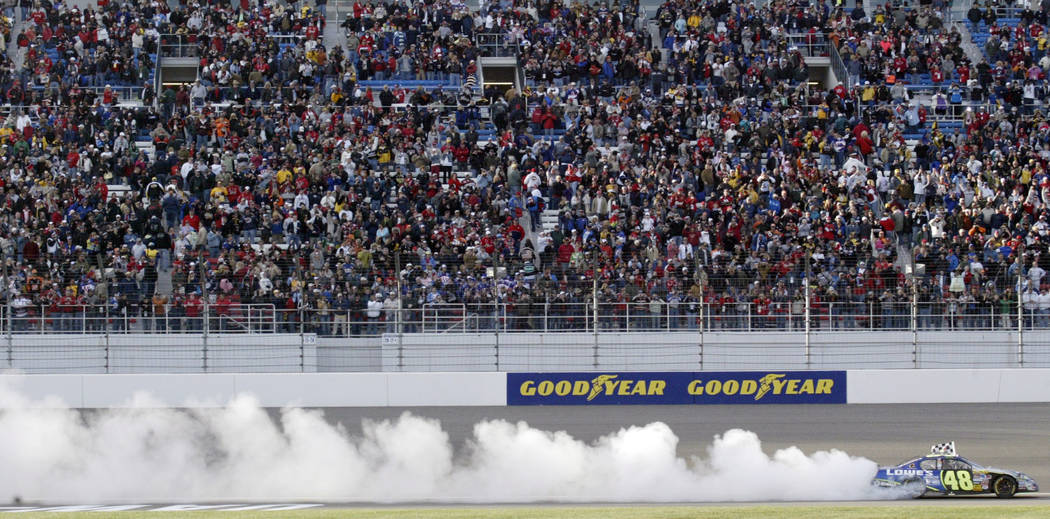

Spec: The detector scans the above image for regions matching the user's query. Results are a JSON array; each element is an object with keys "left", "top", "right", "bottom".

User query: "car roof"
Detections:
[{"left": 919, "top": 455, "right": 980, "bottom": 465}]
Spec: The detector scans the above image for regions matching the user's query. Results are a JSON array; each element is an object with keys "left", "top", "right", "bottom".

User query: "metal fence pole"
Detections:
[
  {"left": 1018, "top": 271, "right": 1025, "bottom": 367},
  {"left": 911, "top": 282, "right": 918, "bottom": 369},
  {"left": 804, "top": 254, "right": 811, "bottom": 367},
  {"left": 104, "top": 303, "right": 110, "bottom": 373},
  {"left": 592, "top": 274, "right": 599, "bottom": 368},
  {"left": 299, "top": 307, "right": 305, "bottom": 373},
  {"left": 202, "top": 301, "right": 209, "bottom": 372},
  {"left": 494, "top": 302, "right": 501, "bottom": 371},
  {"left": 698, "top": 301, "right": 705, "bottom": 370},
  {"left": 5, "top": 298, "right": 12, "bottom": 369},
  {"left": 200, "top": 256, "right": 209, "bottom": 372}
]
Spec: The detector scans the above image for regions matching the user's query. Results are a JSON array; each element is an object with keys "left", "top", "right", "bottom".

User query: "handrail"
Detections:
[
  {"left": 2, "top": 300, "right": 1044, "bottom": 336},
  {"left": 26, "top": 84, "right": 144, "bottom": 102},
  {"left": 829, "top": 38, "right": 851, "bottom": 89},
  {"left": 475, "top": 32, "right": 520, "bottom": 58},
  {"left": 439, "top": 312, "right": 479, "bottom": 334},
  {"left": 783, "top": 33, "right": 829, "bottom": 58},
  {"left": 421, "top": 303, "right": 467, "bottom": 333}
]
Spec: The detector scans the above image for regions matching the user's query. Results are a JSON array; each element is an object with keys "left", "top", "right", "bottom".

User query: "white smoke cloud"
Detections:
[{"left": 0, "top": 385, "right": 900, "bottom": 504}]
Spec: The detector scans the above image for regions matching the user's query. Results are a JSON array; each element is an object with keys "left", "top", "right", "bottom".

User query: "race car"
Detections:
[{"left": 872, "top": 442, "right": 1039, "bottom": 498}]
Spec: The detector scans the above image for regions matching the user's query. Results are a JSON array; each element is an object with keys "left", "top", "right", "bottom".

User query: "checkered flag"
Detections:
[{"left": 930, "top": 441, "right": 956, "bottom": 456}]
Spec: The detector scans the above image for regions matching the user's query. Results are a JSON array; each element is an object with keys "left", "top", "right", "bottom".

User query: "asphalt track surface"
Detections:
[{"left": 313, "top": 403, "right": 1050, "bottom": 504}]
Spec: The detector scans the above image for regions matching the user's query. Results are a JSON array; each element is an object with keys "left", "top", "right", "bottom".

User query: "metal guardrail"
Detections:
[
  {"left": 784, "top": 33, "right": 830, "bottom": 58},
  {"left": 475, "top": 32, "right": 520, "bottom": 57},
  {"left": 4, "top": 301, "right": 1050, "bottom": 372},
  {"left": 26, "top": 84, "right": 144, "bottom": 103},
  {"left": 2, "top": 301, "right": 1039, "bottom": 337},
  {"left": 829, "top": 39, "right": 852, "bottom": 90},
  {"left": 2, "top": 303, "right": 277, "bottom": 334}
]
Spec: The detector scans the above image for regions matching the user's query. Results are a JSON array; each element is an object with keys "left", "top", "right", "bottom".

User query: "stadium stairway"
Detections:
[
  {"left": 964, "top": 16, "right": 1024, "bottom": 62},
  {"left": 322, "top": 3, "right": 346, "bottom": 51},
  {"left": 952, "top": 18, "right": 986, "bottom": 66},
  {"left": 540, "top": 208, "right": 559, "bottom": 234},
  {"left": 8, "top": 10, "right": 24, "bottom": 69}
]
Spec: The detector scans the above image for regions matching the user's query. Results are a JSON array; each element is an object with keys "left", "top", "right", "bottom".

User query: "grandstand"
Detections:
[{"left": 0, "top": 0, "right": 1048, "bottom": 369}]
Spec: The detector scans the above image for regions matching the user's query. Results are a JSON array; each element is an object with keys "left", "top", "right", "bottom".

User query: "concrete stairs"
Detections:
[
  {"left": 539, "top": 208, "right": 559, "bottom": 234},
  {"left": 322, "top": 0, "right": 347, "bottom": 52},
  {"left": 952, "top": 17, "right": 985, "bottom": 66}
]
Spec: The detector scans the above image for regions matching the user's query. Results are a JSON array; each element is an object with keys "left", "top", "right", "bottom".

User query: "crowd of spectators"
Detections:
[{"left": 4, "top": 0, "right": 1050, "bottom": 336}]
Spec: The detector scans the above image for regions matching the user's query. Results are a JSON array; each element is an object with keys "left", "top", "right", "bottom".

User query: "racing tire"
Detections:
[
  {"left": 902, "top": 479, "right": 927, "bottom": 498},
  {"left": 993, "top": 476, "right": 1017, "bottom": 498}
]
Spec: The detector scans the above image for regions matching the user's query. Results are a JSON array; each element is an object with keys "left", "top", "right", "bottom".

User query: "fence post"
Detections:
[
  {"left": 592, "top": 275, "right": 599, "bottom": 334},
  {"left": 1018, "top": 271, "right": 1025, "bottom": 367},
  {"left": 698, "top": 300, "right": 705, "bottom": 371},
  {"left": 6, "top": 298, "right": 12, "bottom": 369},
  {"left": 202, "top": 301, "right": 209, "bottom": 373},
  {"left": 911, "top": 283, "right": 918, "bottom": 368},
  {"left": 494, "top": 303, "right": 501, "bottom": 371},
  {"left": 804, "top": 254, "right": 811, "bottom": 368},
  {"left": 299, "top": 307, "right": 306, "bottom": 373},
  {"left": 104, "top": 303, "right": 110, "bottom": 373}
]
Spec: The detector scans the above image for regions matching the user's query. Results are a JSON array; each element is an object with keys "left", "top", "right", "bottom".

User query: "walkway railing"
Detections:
[
  {"left": 2, "top": 300, "right": 1036, "bottom": 337},
  {"left": 1, "top": 303, "right": 277, "bottom": 335},
  {"left": 829, "top": 39, "right": 852, "bottom": 89},
  {"left": 784, "top": 33, "right": 830, "bottom": 58},
  {"left": 475, "top": 32, "right": 521, "bottom": 57}
]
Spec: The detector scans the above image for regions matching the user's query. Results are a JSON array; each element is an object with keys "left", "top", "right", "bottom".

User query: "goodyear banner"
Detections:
[{"left": 507, "top": 371, "right": 847, "bottom": 405}]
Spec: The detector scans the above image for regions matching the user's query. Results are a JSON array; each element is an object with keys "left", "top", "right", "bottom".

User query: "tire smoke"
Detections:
[{"left": 0, "top": 387, "right": 897, "bottom": 503}]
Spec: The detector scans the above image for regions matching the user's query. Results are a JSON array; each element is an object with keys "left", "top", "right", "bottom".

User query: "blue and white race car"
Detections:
[{"left": 872, "top": 442, "right": 1039, "bottom": 498}]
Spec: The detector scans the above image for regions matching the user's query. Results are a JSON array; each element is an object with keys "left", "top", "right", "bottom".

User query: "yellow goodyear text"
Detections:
[
  {"left": 519, "top": 374, "right": 667, "bottom": 400},
  {"left": 686, "top": 373, "right": 834, "bottom": 400}
]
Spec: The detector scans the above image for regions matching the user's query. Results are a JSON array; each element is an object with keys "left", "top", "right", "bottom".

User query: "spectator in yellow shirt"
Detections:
[{"left": 210, "top": 182, "right": 228, "bottom": 203}]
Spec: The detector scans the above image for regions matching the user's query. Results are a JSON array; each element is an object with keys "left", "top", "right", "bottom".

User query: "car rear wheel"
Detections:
[
  {"left": 994, "top": 476, "right": 1017, "bottom": 498},
  {"left": 902, "top": 478, "right": 926, "bottom": 498}
]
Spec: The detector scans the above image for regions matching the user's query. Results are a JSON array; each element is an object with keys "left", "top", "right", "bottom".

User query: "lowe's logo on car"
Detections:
[{"left": 507, "top": 371, "right": 846, "bottom": 405}]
